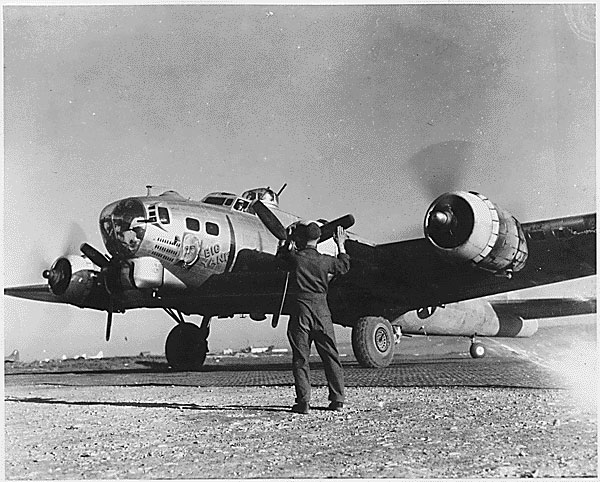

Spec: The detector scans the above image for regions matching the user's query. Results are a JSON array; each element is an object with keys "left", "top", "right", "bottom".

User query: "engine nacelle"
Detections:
[
  {"left": 113, "top": 257, "right": 186, "bottom": 291},
  {"left": 424, "top": 191, "right": 528, "bottom": 275},
  {"left": 393, "top": 299, "right": 538, "bottom": 338},
  {"left": 44, "top": 255, "right": 102, "bottom": 305}
]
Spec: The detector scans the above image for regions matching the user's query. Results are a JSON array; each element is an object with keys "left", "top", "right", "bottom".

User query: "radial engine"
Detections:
[
  {"left": 42, "top": 253, "right": 175, "bottom": 307},
  {"left": 424, "top": 191, "right": 528, "bottom": 276},
  {"left": 43, "top": 255, "right": 102, "bottom": 306}
]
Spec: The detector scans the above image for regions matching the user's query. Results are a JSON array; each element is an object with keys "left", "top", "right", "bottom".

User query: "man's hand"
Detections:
[
  {"left": 334, "top": 226, "right": 348, "bottom": 253},
  {"left": 278, "top": 237, "right": 295, "bottom": 253}
]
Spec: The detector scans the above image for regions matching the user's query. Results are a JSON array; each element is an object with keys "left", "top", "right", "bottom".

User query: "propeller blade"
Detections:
[
  {"left": 318, "top": 214, "right": 355, "bottom": 243},
  {"left": 80, "top": 243, "right": 111, "bottom": 269},
  {"left": 63, "top": 222, "right": 88, "bottom": 255},
  {"left": 105, "top": 304, "right": 113, "bottom": 342},
  {"left": 253, "top": 200, "right": 287, "bottom": 241},
  {"left": 407, "top": 140, "right": 474, "bottom": 200},
  {"left": 34, "top": 222, "right": 89, "bottom": 278},
  {"left": 272, "top": 272, "right": 290, "bottom": 328}
]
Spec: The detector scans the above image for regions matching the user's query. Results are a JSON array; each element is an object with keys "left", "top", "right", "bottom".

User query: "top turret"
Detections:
[{"left": 241, "top": 187, "right": 280, "bottom": 207}]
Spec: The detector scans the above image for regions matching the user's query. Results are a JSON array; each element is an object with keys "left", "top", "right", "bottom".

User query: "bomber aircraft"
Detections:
[{"left": 4, "top": 186, "right": 596, "bottom": 369}]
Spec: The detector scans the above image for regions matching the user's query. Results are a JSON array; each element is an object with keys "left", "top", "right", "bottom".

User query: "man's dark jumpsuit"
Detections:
[{"left": 281, "top": 246, "right": 351, "bottom": 405}]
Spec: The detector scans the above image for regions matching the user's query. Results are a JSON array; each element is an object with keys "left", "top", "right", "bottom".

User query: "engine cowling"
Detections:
[
  {"left": 424, "top": 191, "right": 528, "bottom": 275},
  {"left": 43, "top": 255, "right": 102, "bottom": 305},
  {"left": 112, "top": 257, "right": 186, "bottom": 291}
]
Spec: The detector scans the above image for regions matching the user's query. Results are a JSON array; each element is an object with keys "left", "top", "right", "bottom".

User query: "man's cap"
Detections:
[
  {"left": 305, "top": 222, "right": 322, "bottom": 241},
  {"left": 294, "top": 221, "right": 321, "bottom": 242}
]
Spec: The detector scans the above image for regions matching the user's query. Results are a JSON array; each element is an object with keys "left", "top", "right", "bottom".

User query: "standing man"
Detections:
[{"left": 278, "top": 222, "right": 351, "bottom": 414}]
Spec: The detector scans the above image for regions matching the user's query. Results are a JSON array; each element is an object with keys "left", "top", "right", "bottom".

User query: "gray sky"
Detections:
[{"left": 3, "top": 4, "right": 596, "bottom": 361}]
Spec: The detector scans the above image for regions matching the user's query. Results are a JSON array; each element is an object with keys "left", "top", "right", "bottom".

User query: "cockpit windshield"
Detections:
[{"left": 99, "top": 198, "right": 146, "bottom": 258}]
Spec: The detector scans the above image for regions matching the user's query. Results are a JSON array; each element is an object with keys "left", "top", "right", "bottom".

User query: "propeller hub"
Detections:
[
  {"left": 430, "top": 210, "right": 452, "bottom": 228},
  {"left": 44, "top": 258, "right": 72, "bottom": 295}
]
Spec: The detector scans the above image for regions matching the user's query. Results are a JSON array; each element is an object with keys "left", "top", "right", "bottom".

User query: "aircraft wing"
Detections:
[
  {"left": 3, "top": 284, "right": 64, "bottom": 304},
  {"left": 345, "top": 213, "right": 596, "bottom": 309}
]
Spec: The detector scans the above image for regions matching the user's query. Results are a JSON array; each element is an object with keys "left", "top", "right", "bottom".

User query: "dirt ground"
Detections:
[
  {"left": 5, "top": 320, "right": 597, "bottom": 479},
  {"left": 5, "top": 382, "right": 597, "bottom": 479}
]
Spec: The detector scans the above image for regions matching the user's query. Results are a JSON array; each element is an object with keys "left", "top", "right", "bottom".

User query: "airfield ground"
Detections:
[{"left": 4, "top": 320, "right": 597, "bottom": 479}]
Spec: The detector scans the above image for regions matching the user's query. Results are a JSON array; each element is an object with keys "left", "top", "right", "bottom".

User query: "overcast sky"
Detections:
[{"left": 3, "top": 4, "right": 596, "bottom": 361}]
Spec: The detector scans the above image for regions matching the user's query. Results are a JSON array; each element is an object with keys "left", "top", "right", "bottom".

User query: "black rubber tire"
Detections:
[
  {"left": 165, "top": 322, "right": 208, "bottom": 371},
  {"left": 352, "top": 317, "right": 395, "bottom": 368},
  {"left": 470, "top": 342, "right": 486, "bottom": 359}
]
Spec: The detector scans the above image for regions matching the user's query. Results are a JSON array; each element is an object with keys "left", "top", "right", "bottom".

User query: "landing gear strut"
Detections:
[{"left": 164, "top": 309, "right": 211, "bottom": 371}]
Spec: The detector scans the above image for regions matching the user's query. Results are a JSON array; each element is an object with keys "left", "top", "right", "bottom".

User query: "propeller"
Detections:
[
  {"left": 42, "top": 258, "right": 72, "bottom": 295},
  {"left": 407, "top": 140, "right": 474, "bottom": 200},
  {"left": 253, "top": 199, "right": 356, "bottom": 328},
  {"left": 272, "top": 272, "right": 289, "bottom": 329},
  {"left": 253, "top": 200, "right": 287, "bottom": 241},
  {"left": 35, "top": 222, "right": 89, "bottom": 279},
  {"left": 80, "top": 242, "right": 111, "bottom": 269},
  {"left": 80, "top": 242, "right": 118, "bottom": 341},
  {"left": 318, "top": 214, "right": 355, "bottom": 243},
  {"left": 62, "top": 222, "right": 89, "bottom": 256},
  {"left": 427, "top": 205, "right": 457, "bottom": 235},
  {"left": 253, "top": 200, "right": 355, "bottom": 243}
]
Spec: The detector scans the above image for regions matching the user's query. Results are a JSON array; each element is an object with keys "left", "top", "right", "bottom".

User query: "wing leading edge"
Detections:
[{"left": 4, "top": 285, "right": 63, "bottom": 304}]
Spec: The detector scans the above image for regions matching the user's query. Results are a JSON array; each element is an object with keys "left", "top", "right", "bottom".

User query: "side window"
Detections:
[
  {"left": 206, "top": 222, "right": 219, "bottom": 236},
  {"left": 147, "top": 205, "right": 157, "bottom": 223},
  {"left": 158, "top": 207, "right": 170, "bottom": 224},
  {"left": 186, "top": 217, "right": 200, "bottom": 231}
]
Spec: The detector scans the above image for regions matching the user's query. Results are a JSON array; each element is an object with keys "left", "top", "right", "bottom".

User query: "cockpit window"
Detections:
[
  {"left": 158, "top": 207, "right": 170, "bottom": 224},
  {"left": 203, "top": 196, "right": 227, "bottom": 206},
  {"left": 233, "top": 199, "right": 250, "bottom": 211}
]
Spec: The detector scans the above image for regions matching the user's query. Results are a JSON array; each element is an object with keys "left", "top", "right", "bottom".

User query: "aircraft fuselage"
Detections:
[{"left": 99, "top": 189, "right": 340, "bottom": 294}]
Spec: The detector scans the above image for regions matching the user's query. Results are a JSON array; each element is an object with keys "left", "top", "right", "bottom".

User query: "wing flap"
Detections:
[{"left": 490, "top": 297, "right": 597, "bottom": 320}]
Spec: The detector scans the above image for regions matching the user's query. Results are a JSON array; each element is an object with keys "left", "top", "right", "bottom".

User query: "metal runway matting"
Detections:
[{"left": 5, "top": 355, "right": 563, "bottom": 389}]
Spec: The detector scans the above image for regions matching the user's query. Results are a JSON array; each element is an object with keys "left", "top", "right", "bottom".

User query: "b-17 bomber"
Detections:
[{"left": 5, "top": 186, "right": 596, "bottom": 370}]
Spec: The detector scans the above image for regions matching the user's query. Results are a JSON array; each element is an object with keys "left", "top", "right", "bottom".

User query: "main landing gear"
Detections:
[
  {"left": 352, "top": 317, "right": 399, "bottom": 368},
  {"left": 164, "top": 309, "right": 211, "bottom": 371},
  {"left": 350, "top": 318, "right": 488, "bottom": 366}
]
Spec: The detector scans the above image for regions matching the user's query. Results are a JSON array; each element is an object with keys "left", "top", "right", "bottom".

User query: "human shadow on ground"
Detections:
[{"left": 4, "top": 396, "right": 340, "bottom": 413}]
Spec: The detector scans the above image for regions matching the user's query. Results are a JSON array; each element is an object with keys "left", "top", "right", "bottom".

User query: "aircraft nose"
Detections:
[{"left": 99, "top": 198, "right": 147, "bottom": 258}]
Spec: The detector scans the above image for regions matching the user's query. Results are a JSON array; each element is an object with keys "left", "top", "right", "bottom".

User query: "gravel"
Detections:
[{"left": 5, "top": 383, "right": 597, "bottom": 479}]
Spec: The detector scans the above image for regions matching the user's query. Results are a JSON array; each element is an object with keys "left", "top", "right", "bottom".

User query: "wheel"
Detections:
[
  {"left": 165, "top": 322, "right": 208, "bottom": 371},
  {"left": 351, "top": 317, "right": 395, "bottom": 368},
  {"left": 470, "top": 342, "right": 486, "bottom": 359}
]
